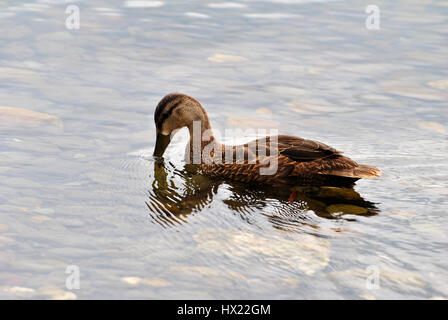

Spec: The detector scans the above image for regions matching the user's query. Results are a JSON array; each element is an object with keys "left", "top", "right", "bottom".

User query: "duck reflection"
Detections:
[{"left": 146, "top": 159, "right": 379, "bottom": 228}]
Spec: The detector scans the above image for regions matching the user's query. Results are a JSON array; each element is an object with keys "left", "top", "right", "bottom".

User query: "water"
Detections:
[{"left": 0, "top": 0, "right": 447, "bottom": 299}]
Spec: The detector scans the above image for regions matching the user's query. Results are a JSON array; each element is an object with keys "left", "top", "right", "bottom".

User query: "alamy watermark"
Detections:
[
  {"left": 365, "top": 5, "right": 380, "bottom": 30},
  {"left": 65, "top": 5, "right": 80, "bottom": 30},
  {"left": 65, "top": 265, "right": 80, "bottom": 290},
  {"left": 177, "top": 121, "right": 279, "bottom": 175},
  {"left": 366, "top": 265, "right": 380, "bottom": 289}
]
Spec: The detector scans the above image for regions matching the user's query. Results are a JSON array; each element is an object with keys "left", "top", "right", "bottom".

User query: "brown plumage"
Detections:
[{"left": 153, "top": 93, "right": 382, "bottom": 187}]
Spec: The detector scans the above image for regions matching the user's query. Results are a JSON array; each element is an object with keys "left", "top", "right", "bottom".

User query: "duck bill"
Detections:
[{"left": 153, "top": 133, "right": 171, "bottom": 157}]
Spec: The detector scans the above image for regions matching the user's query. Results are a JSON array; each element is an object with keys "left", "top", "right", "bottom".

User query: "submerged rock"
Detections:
[
  {"left": 121, "top": 276, "right": 172, "bottom": 287},
  {"left": 278, "top": 278, "right": 300, "bottom": 289},
  {"left": 255, "top": 107, "right": 272, "bottom": 116},
  {"left": 32, "top": 208, "right": 55, "bottom": 215},
  {"left": 287, "top": 99, "right": 353, "bottom": 115},
  {"left": 193, "top": 229, "right": 330, "bottom": 275},
  {"left": 3, "top": 286, "right": 35, "bottom": 297},
  {"left": 121, "top": 277, "right": 142, "bottom": 285},
  {"left": 383, "top": 85, "right": 446, "bottom": 101},
  {"left": 31, "top": 216, "right": 51, "bottom": 223},
  {"left": 418, "top": 122, "right": 446, "bottom": 135},
  {"left": 265, "top": 86, "right": 306, "bottom": 96},
  {"left": 0, "top": 106, "right": 63, "bottom": 133},
  {"left": 142, "top": 278, "right": 172, "bottom": 287},
  {"left": 38, "top": 286, "right": 77, "bottom": 300},
  {"left": 207, "top": 54, "right": 247, "bottom": 63},
  {"left": 427, "top": 80, "right": 448, "bottom": 90}
]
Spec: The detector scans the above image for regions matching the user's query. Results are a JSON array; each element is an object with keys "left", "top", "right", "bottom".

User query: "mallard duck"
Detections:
[{"left": 153, "top": 93, "right": 382, "bottom": 187}]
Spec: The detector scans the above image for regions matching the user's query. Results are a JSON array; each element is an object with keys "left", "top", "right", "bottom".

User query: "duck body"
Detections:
[
  {"left": 153, "top": 93, "right": 382, "bottom": 187},
  {"left": 196, "top": 135, "right": 380, "bottom": 187}
]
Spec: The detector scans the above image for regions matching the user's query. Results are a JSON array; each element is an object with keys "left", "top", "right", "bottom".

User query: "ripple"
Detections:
[
  {"left": 123, "top": 1, "right": 164, "bottom": 8},
  {"left": 0, "top": 12, "right": 15, "bottom": 19},
  {"left": 185, "top": 12, "right": 210, "bottom": 19},
  {"left": 207, "top": 2, "right": 247, "bottom": 9},
  {"left": 243, "top": 13, "right": 299, "bottom": 19}
]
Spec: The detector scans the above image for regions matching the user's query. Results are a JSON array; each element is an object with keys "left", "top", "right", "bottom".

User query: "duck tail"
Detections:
[
  {"left": 353, "top": 164, "right": 382, "bottom": 178},
  {"left": 327, "top": 164, "right": 382, "bottom": 179}
]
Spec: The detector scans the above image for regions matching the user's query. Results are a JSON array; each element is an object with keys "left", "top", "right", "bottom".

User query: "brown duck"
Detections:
[{"left": 153, "top": 93, "right": 381, "bottom": 188}]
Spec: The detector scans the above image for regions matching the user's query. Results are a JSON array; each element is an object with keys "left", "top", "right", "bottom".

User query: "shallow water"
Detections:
[{"left": 0, "top": 0, "right": 447, "bottom": 299}]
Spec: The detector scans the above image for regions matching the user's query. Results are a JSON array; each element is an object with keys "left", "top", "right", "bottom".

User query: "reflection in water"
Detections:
[
  {"left": 146, "top": 160, "right": 217, "bottom": 226},
  {"left": 146, "top": 159, "right": 379, "bottom": 228}
]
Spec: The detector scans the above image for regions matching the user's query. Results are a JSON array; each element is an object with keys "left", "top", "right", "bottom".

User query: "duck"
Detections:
[{"left": 153, "top": 93, "right": 382, "bottom": 188}]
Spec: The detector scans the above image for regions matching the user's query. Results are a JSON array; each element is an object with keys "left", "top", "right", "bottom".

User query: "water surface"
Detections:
[{"left": 0, "top": 0, "right": 447, "bottom": 299}]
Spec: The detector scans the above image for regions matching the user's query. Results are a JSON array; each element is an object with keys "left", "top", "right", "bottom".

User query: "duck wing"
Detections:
[
  {"left": 276, "top": 135, "right": 341, "bottom": 162},
  {"left": 273, "top": 135, "right": 381, "bottom": 179}
]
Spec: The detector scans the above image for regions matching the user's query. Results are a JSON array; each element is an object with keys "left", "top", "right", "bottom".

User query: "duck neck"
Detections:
[
  {"left": 186, "top": 108, "right": 224, "bottom": 164},
  {"left": 187, "top": 118, "right": 214, "bottom": 152}
]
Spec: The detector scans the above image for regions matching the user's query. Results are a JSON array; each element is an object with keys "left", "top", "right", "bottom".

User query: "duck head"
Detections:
[{"left": 153, "top": 93, "right": 212, "bottom": 158}]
